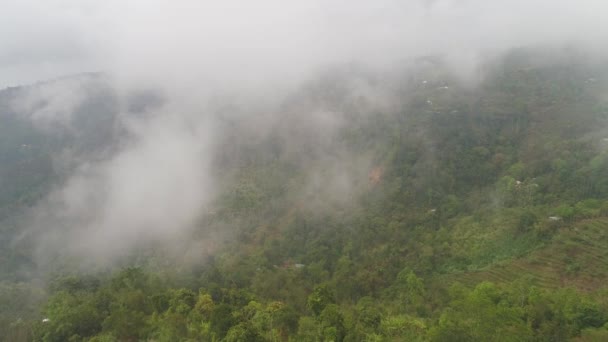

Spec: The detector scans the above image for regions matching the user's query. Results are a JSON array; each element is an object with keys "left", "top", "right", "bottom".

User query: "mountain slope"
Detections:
[{"left": 2, "top": 49, "right": 608, "bottom": 341}]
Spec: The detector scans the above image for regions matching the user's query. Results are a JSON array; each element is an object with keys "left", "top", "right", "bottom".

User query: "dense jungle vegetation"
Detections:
[{"left": 3, "top": 49, "right": 608, "bottom": 341}]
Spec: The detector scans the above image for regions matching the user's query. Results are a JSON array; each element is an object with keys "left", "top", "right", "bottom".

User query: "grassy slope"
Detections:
[{"left": 446, "top": 217, "right": 608, "bottom": 291}]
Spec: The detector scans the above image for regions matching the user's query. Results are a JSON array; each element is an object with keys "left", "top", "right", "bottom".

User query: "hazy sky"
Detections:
[{"left": 2, "top": 0, "right": 608, "bottom": 89}]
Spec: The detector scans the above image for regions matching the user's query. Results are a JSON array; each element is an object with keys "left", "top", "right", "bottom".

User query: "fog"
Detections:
[
  {"left": 4, "top": 1, "right": 608, "bottom": 89},
  {"left": 2, "top": 0, "right": 608, "bottom": 266}
]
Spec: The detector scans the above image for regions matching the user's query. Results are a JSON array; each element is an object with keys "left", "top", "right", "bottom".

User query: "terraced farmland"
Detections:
[{"left": 447, "top": 218, "right": 608, "bottom": 291}]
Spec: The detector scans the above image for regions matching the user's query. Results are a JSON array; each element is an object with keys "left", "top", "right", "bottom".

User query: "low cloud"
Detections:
[{"left": 3, "top": 0, "right": 608, "bottom": 268}]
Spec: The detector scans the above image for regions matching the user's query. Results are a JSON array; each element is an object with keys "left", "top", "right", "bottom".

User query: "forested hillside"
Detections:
[{"left": 2, "top": 49, "right": 608, "bottom": 341}]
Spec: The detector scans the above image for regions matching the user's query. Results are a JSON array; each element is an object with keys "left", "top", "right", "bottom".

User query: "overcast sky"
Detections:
[{"left": 2, "top": 0, "right": 608, "bottom": 89}]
